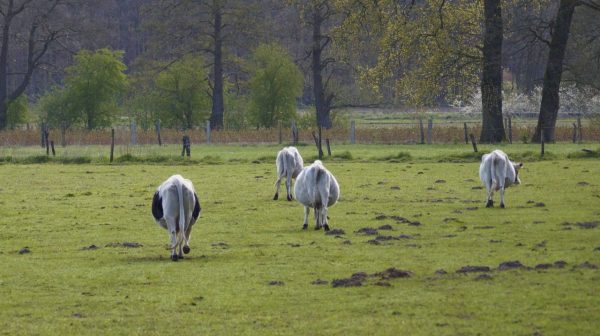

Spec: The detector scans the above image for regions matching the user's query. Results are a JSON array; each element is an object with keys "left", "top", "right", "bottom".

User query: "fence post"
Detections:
[
  {"left": 155, "top": 120, "right": 162, "bottom": 146},
  {"left": 427, "top": 118, "right": 433, "bottom": 144},
  {"left": 419, "top": 118, "right": 425, "bottom": 144},
  {"left": 507, "top": 115, "right": 512, "bottom": 144},
  {"left": 291, "top": 121, "right": 298, "bottom": 145},
  {"left": 572, "top": 123, "right": 577, "bottom": 143},
  {"left": 40, "top": 122, "right": 47, "bottom": 148},
  {"left": 469, "top": 134, "right": 478, "bottom": 153},
  {"left": 206, "top": 121, "right": 211, "bottom": 144},
  {"left": 577, "top": 116, "right": 582, "bottom": 143},
  {"left": 182, "top": 135, "right": 191, "bottom": 157},
  {"left": 350, "top": 120, "right": 356, "bottom": 144},
  {"left": 60, "top": 122, "right": 67, "bottom": 147},
  {"left": 45, "top": 130, "right": 50, "bottom": 155},
  {"left": 110, "top": 128, "right": 115, "bottom": 163},
  {"left": 278, "top": 121, "right": 282, "bottom": 144},
  {"left": 130, "top": 120, "right": 137, "bottom": 145},
  {"left": 50, "top": 141, "right": 56, "bottom": 156},
  {"left": 326, "top": 138, "right": 331, "bottom": 156},
  {"left": 541, "top": 128, "right": 545, "bottom": 156},
  {"left": 463, "top": 122, "right": 468, "bottom": 144}
]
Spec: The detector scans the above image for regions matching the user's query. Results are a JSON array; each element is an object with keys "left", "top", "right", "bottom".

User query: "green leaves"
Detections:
[
  {"left": 247, "top": 43, "right": 303, "bottom": 128},
  {"left": 65, "top": 49, "right": 128, "bottom": 130},
  {"left": 153, "top": 56, "right": 210, "bottom": 129}
]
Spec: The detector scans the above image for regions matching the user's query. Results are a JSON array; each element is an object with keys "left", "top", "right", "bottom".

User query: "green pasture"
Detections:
[{"left": 0, "top": 144, "right": 599, "bottom": 335}]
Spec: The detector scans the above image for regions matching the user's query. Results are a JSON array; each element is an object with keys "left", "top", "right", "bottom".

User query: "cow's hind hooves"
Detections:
[
  {"left": 486, "top": 200, "right": 494, "bottom": 208},
  {"left": 183, "top": 246, "right": 191, "bottom": 254},
  {"left": 314, "top": 226, "right": 322, "bottom": 231},
  {"left": 171, "top": 254, "right": 179, "bottom": 261},
  {"left": 323, "top": 224, "right": 330, "bottom": 231},
  {"left": 500, "top": 203, "right": 505, "bottom": 209},
  {"left": 287, "top": 195, "right": 293, "bottom": 201},
  {"left": 302, "top": 224, "right": 308, "bottom": 230},
  {"left": 273, "top": 194, "right": 279, "bottom": 200}
]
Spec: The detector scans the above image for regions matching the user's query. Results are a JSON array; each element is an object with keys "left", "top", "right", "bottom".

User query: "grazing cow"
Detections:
[
  {"left": 273, "top": 146, "right": 304, "bottom": 201},
  {"left": 294, "top": 160, "right": 340, "bottom": 231},
  {"left": 479, "top": 150, "right": 523, "bottom": 208},
  {"left": 152, "top": 175, "right": 201, "bottom": 261}
]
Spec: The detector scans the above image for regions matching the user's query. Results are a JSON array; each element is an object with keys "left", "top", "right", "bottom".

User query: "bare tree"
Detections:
[{"left": 0, "top": 0, "right": 75, "bottom": 129}]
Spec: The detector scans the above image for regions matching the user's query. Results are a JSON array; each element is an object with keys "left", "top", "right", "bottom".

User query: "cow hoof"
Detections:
[
  {"left": 302, "top": 224, "right": 308, "bottom": 230},
  {"left": 183, "top": 246, "right": 191, "bottom": 254},
  {"left": 171, "top": 254, "right": 178, "bottom": 261},
  {"left": 287, "top": 195, "right": 293, "bottom": 201},
  {"left": 323, "top": 224, "right": 330, "bottom": 231},
  {"left": 500, "top": 203, "right": 505, "bottom": 209},
  {"left": 314, "top": 226, "right": 322, "bottom": 231},
  {"left": 178, "top": 255, "right": 184, "bottom": 259},
  {"left": 486, "top": 200, "right": 493, "bottom": 208},
  {"left": 273, "top": 194, "right": 278, "bottom": 200}
]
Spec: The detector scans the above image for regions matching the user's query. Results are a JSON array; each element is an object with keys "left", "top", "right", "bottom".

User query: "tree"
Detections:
[
  {"left": 480, "top": 0, "right": 505, "bottom": 143},
  {"left": 6, "top": 95, "right": 29, "bottom": 129},
  {"left": 0, "top": 0, "right": 75, "bottom": 130},
  {"left": 153, "top": 56, "right": 210, "bottom": 129},
  {"left": 142, "top": 0, "right": 261, "bottom": 130},
  {"left": 36, "top": 86, "right": 78, "bottom": 129},
  {"left": 247, "top": 43, "right": 303, "bottom": 128},
  {"left": 533, "top": 0, "right": 600, "bottom": 142},
  {"left": 65, "top": 49, "right": 127, "bottom": 130}
]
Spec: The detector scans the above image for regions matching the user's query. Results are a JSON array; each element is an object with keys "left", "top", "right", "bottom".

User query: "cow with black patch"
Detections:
[{"left": 152, "top": 175, "right": 201, "bottom": 261}]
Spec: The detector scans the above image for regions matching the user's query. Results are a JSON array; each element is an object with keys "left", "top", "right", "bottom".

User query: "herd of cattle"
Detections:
[{"left": 151, "top": 147, "right": 523, "bottom": 261}]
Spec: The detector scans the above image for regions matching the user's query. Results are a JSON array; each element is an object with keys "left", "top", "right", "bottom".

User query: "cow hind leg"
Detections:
[
  {"left": 183, "top": 225, "right": 192, "bottom": 254},
  {"left": 314, "top": 207, "right": 322, "bottom": 230},
  {"left": 286, "top": 174, "right": 293, "bottom": 201},
  {"left": 302, "top": 206, "right": 309, "bottom": 230},
  {"left": 485, "top": 183, "right": 494, "bottom": 208},
  {"left": 273, "top": 176, "right": 282, "bottom": 200},
  {"left": 322, "top": 208, "right": 330, "bottom": 231},
  {"left": 499, "top": 188, "right": 506, "bottom": 208}
]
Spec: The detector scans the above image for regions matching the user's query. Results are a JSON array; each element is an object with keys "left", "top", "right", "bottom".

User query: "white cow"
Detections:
[
  {"left": 152, "top": 175, "right": 201, "bottom": 261},
  {"left": 294, "top": 160, "right": 340, "bottom": 231},
  {"left": 479, "top": 150, "right": 523, "bottom": 208},
  {"left": 273, "top": 146, "right": 304, "bottom": 201}
]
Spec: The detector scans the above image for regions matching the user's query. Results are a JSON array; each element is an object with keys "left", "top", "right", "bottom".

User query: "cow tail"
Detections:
[
  {"left": 277, "top": 153, "right": 285, "bottom": 178},
  {"left": 176, "top": 179, "right": 186, "bottom": 248},
  {"left": 490, "top": 156, "right": 498, "bottom": 191}
]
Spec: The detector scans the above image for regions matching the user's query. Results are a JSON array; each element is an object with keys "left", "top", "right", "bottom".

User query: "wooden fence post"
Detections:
[
  {"left": 40, "top": 122, "right": 46, "bottom": 148},
  {"left": 577, "top": 116, "right": 582, "bottom": 143},
  {"left": 291, "top": 121, "right": 298, "bottom": 145},
  {"left": 156, "top": 120, "right": 162, "bottom": 146},
  {"left": 350, "top": 120, "right": 356, "bottom": 144},
  {"left": 463, "top": 122, "right": 468, "bottom": 144},
  {"left": 60, "top": 122, "right": 66, "bottom": 147},
  {"left": 50, "top": 141, "right": 56, "bottom": 156},
  {"left": 507, "top": 115, "right": 512, "bottom": 144},
  {"left": 469, "top": 134, "right": 478, "bottom": 153},
  {"left": 206, "top": 121, "right": 211, "bottom": 144},
  {"left": 181, "top": 135, "right": 191, "bottom": 157},
  {"left": 130, "top": 120, "right": 137, "bottom": 145},
  {"left": 572, "top": 123, "right": 577, "bottom": 143},
  {"left": 326, "top": 138, "right": 331, "bottom": 156},
  {"left": 419, "top": 118, "right": 425, "bottom": 144},
  {"left": 427, "top": 118, "right": 433, "bottom": 144},
  {"left": 278, "top": 120, "right": 282, "bottom": 144},
  {"left": 45, "top": 130, "right": 50, "bottom": 155},
  {"left": 110, "top": 128, "right": 115, "bottom": 163},
  {"left": 541, "top": 128, "right": 545, "bottom": 156}
]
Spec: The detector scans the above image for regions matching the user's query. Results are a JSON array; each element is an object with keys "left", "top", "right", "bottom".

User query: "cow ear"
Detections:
[
  {"left": 192, "top": 193, "right": 201, "bottom": 220},
  {"left": 152, "top": 191, "right": 163, "bottom": 220}
]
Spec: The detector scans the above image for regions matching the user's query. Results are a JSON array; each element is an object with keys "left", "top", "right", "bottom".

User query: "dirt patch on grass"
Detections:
[
  {"left": 325, "top": 229, "right": 346, "bottom": 236},
  {"left": 561, "top": 221, "right": 599, "bottom": 230},
  {"left": 268, "top": 280, "right": 284, "bottom": 286},
  {"left": 18, "top": 247, "right": 31, "bottom": 254},
  {"left": 498, "top": 261, "right": 525, "bottom": 271},
  {"left": 331, "top": 268, "right": 412, "bottom": 288},
  {"left": 211, "top": 242, "right": 229, "bottom": 249},
  {"left": 105, "top": 242, "right": 143, "bottom": 248},
  {"left": 378, "top": 224, "right": 393, "bottom": 230},
  {"left": 356, "top": 227, "right": 378, "bottom": 235},
  {"left": 81, "top": 244, "right": 99, "bottom": 250},
  {"left": 456, "top": 265, "right": 490, "bottom": 273}
]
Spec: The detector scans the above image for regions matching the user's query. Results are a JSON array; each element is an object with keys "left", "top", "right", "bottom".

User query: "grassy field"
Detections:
[{"left": 1, "top": 144, "right": 599, "bottom": 335}]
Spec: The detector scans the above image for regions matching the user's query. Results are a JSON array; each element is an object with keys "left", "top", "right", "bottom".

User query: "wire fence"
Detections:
[{"left": 1, "top": 117, "right": 599, "bottom": 147}]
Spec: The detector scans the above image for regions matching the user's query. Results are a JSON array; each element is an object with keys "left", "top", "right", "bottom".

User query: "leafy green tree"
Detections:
[
  {"left": 65, "top": 49, "right": 127, "bottom": 130},
  {"left": 6, "top": 95, "right": 29, "bottom": 129},
  {"left": 36, "top": 87, "right": 78, "bottom": 129},
  {"left": 247, "top": 43, "right": 303, "bottom": 128},
  {"left": 154, "top": 56, "right": 210, "bottom": 129}
]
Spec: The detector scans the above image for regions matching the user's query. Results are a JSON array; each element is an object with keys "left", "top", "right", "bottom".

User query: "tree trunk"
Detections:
[
  {"left": 312, "top": 6, "right": 331, "bottom": 130},
  {"left": 0, "top": 3, "right": 12, "bottom": 130},
  {"left": 479, "top": 0, "right": 505, "bottom": 143},
  {"left": 210, "top": 6, "right": 224, "bottom": 130},
  {"left": 532, "top": 0, "right": 577, "bottom": 143}
]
